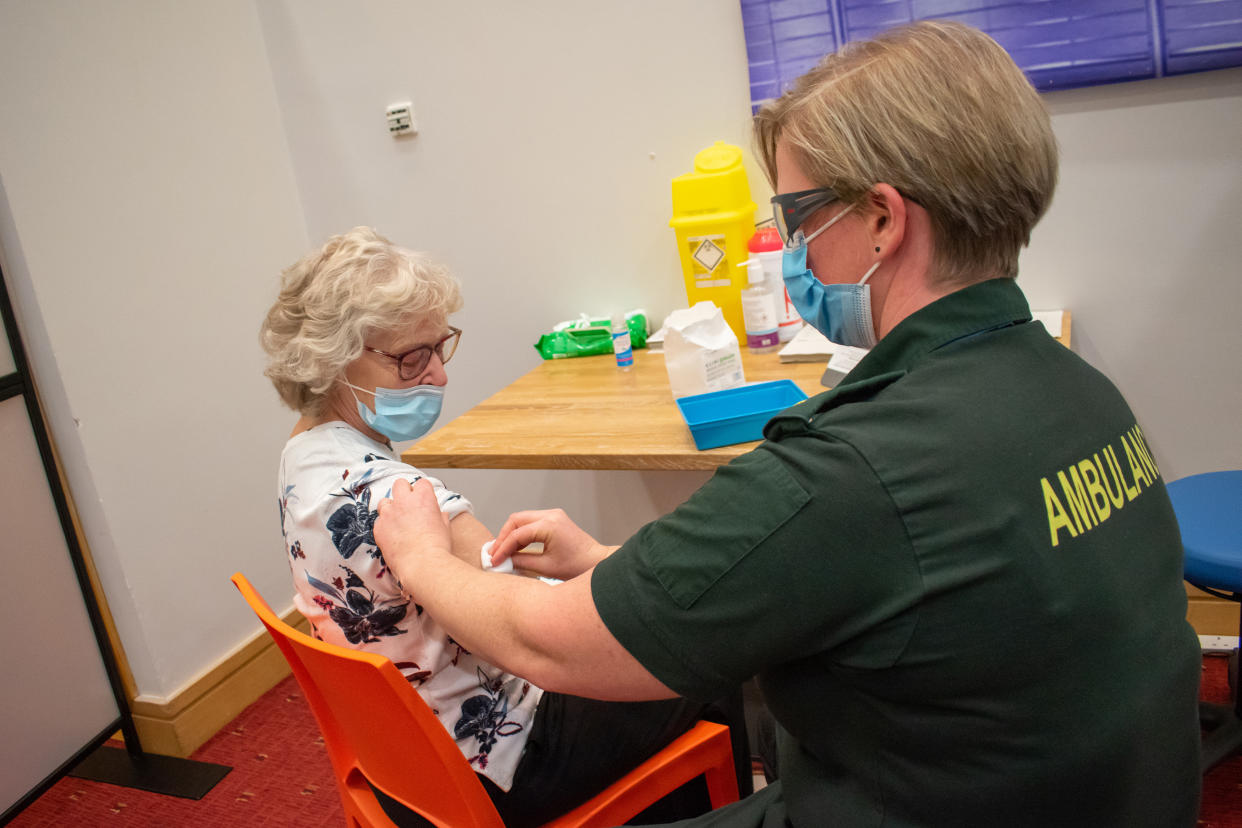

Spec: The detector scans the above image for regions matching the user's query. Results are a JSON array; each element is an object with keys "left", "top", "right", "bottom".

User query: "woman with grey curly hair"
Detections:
[
  {"left": 260, "top": 227, "right": 747, "bottom": 827},
  {"left": 261, "top": 225, "right": 464, "bottom": 422}
]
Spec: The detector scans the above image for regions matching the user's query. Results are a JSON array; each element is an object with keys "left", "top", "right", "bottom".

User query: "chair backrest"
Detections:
[{"left": 231, "top": 572, "right": 504, "bottom": 828}]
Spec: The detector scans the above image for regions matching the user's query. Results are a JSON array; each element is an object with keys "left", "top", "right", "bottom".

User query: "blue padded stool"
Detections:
[{"left": 1168, "top": 470, "right": 1242, "bottom": 773}]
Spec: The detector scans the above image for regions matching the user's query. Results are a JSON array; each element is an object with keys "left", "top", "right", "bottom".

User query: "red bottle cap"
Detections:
[{"left": 748, "top": 227, "right": 783, "bottom": 253}]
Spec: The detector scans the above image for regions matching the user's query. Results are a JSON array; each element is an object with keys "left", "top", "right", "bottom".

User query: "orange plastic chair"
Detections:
[{"left": 231, "top": 572, "right": 740, "bottom": 827}]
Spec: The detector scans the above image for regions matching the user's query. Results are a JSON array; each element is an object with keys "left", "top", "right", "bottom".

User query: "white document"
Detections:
[
  {"left": 778, "top": 325, "right": 868, "bottom": 368},
  {"left": 777, "top": 325, "right": 833, "bottom": 362},
  {"left": 825, "top": 343, "right": 868, "bottom": 374},
  {"left": 1032, "top": 309, "right": 1063, "bottom": 338}
]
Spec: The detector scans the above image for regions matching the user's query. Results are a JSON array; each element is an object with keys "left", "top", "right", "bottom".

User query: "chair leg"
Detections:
[
  {"left": 1201, "top": 701, "right": 1242, "bottom": 774},
  {"left": 1231, "top": 650, "right": 1240, "bottom": 716},
  {"left": 703, "top": 735, "right": 742, "bottom": 809},
  {"left": 1233, "top": 603, "right": 1242, "bottom": 718},
  {"left": 1200, "top": 603, "right": 1242, "bottom": 774}
]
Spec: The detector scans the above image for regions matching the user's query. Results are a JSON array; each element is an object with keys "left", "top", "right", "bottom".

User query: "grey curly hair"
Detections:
[{"left": 260, "top": 227, "right": 463, "bottom": 415}]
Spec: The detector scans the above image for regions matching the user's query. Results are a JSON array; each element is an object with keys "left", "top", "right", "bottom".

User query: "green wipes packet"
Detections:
[{"left": 534, "top": 311, "right": 648, "bottom": 360}]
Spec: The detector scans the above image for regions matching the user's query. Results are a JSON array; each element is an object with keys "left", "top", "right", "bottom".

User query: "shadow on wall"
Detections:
[{"left": 1043, "top": 65, "right": 1242, "bottom": 117}]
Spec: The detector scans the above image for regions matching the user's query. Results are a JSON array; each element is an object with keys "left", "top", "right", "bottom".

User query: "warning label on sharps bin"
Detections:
[{"left": 689, "top": 236, "right": 728, "bottom": 287}]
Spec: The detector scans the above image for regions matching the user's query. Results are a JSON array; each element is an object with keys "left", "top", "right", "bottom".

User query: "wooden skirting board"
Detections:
[
  {"left": 1187, "top": 583, "right": 1240, "bottom": 637},
  {"left": 125, "top": 606, "right": 309, "bottom": 758}
]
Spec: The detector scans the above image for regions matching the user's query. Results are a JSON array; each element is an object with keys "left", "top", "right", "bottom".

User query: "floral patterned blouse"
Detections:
[{"left": 277, "top": 422, "right": 542, "bottom": 790}]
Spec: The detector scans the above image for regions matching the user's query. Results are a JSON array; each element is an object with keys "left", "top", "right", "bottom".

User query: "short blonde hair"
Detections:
[
  {"left": 755, "top": 20, "right": 1058, "bottom": 285},
  {"left": 260, "top": 227, "right": 462, "bottom": 415}
]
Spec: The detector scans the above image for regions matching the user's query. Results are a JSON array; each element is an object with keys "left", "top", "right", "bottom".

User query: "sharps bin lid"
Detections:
[{"left": 670, "top": 141, "right": 756, "bottom": 223}]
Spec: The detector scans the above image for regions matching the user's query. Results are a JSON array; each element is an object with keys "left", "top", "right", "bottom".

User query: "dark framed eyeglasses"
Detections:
[
  {"left": 364, "top": 326, "right": 462, "bottom": 380},
  {"left": 771, "top": 187, "right": 840, "bottom": 244}
]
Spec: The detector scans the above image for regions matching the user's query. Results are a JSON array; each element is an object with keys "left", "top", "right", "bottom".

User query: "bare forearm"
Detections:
[
  {"left": 394, "top": 551, "right": 552, "bottom": 674},
  {"left": 448, "top": 511, "right": 491, "bottom": 569},
  {"left": 391, "top": 551, "right": 674, "bottom": 700}
]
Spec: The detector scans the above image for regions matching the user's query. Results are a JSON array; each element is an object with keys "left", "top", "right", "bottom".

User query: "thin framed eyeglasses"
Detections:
[
  {"left": 771, "top": 187, "right": 840, "bottom": 244},
  {"left": 364, "top": 326, "right": 462, "bottom": 380}
]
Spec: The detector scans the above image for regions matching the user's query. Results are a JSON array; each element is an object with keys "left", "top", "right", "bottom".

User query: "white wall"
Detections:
[
  {"left": 0, "top": 1, "right": 309, "bottom": 699},
  {"left": 253, "top": 0, "right": 753, "bottom": 536},
  {"left": 1032, "top": 69, "right": 1242, "bottom": 481},
  {"left": 0, "top": 0, "right": 1238, "bottom": 701}
]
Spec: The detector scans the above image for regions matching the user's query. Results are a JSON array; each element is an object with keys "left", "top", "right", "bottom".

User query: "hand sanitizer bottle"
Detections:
[
  {"left": 611, "top": 312, "right": 634, "bottom": 370},
  {"left": 740, "top": 260, "right": 780, "bottom": 353}
]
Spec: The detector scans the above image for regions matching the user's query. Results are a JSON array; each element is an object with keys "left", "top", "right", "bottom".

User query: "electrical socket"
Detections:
[{"left": 386, "top": 102, "right": 416, "bottom": 137}]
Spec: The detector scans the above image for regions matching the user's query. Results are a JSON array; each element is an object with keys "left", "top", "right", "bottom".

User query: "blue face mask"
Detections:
[
  {"left": 343, "top": 381, "right": 444, "bottom": 443},
  {"left": 781, "top": 203, "right": 881, "bottom": 349}
]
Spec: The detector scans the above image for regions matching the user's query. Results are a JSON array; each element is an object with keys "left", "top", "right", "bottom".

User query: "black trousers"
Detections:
[
  {"left": 484, "top": 690, "right": 751, "bottom": 827},
  {"left": 376, "top": 689, "right": 751, "bottom": 827}
]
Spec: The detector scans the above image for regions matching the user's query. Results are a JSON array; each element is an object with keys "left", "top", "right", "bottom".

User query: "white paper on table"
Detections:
[
  {"left": 816, "top": 342, "right": 868, "bottom": 388},
  {"left": 777, "top": 325, "right": 869, "bottom": 366},
  {"left": 825, "top": 343, "right": 869, "bottom": 374},
  {"left": 1032, "top": 309, "right": 1063, "bottom": 338},
  {"left": 777, "top": 325, "right": 833, "bottom": 362}
]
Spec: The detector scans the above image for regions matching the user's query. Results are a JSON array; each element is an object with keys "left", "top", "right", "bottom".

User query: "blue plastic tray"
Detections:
[{"left": 676, "top": 380, "right": 808, "bottom": 450}]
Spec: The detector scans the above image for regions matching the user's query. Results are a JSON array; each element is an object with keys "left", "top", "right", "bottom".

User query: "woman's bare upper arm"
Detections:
[{"left": 449, "top": 511, "right": 492, "bottom": 569}]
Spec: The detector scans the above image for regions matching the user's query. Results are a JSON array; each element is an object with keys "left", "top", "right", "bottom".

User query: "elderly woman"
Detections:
[
  {"left": 373, "top": 22, "right": 1201, "bottom": 828},
  {"left": 259, "top": 227, "right": 745, "bottom": 827}
]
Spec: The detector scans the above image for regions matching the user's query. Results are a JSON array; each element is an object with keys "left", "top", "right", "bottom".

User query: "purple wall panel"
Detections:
[{"left": 744, "top": 0, "right": 1242, "bottom": 111}]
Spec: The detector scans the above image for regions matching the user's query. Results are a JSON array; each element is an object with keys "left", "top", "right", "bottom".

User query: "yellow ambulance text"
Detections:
[{"left": 1040, "top": 424, "right": 1161, "bottom": 548}]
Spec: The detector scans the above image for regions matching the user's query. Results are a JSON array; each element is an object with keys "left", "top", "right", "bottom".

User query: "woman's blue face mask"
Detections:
[
  {"left": 780, "top": 203, "right": 880, "bottom": 349},
  {"left": 342, "top": 381, "right": 444, "bottom": 443}
]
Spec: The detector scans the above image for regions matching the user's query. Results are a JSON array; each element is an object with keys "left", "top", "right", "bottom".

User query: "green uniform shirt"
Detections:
[{"left": 593, "top": 278, "right": 1201, "bottom": 827}]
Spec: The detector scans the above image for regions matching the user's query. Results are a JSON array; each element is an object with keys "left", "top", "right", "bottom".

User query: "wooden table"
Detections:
[
  {"left": 402, "top": 349, "right": 829, "bottom": 471},
  {"left": 403, "top": 313, "right": 1070, "bottom": 472}
]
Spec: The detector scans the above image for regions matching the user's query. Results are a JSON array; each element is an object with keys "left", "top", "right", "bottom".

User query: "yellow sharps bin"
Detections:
[{"left": 669, "top": 141, "right": 758, "bottom": 344}]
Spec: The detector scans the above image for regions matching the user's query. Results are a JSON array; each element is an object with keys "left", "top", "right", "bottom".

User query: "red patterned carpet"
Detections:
[
  {"left": 9, "top": 675, "right": 343, "bottom": 827},
  {"left": 10, "top": 657, "right": 1242, "bottom": 826}
]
